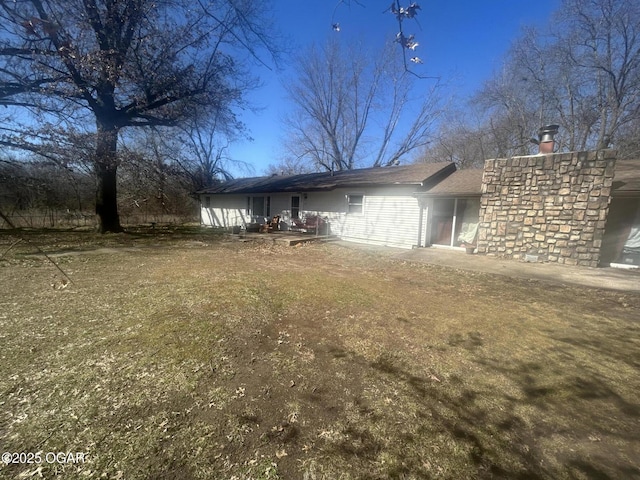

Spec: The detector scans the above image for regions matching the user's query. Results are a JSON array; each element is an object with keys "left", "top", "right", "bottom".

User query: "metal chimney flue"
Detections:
[{"left": 537, "top": 124, "right": 559, "bottom": 154}]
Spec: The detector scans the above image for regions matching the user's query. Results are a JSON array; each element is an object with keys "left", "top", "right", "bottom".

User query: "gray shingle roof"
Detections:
[
  {"left": 415, "top": 168, "right": 484, "bottom": 196},
  {"left": 198, "top": 158, "right": 639, "bottom": 196},
  {"left": 613, "top": 160, "right": 640, "bottom": 193},
  {"left": 416, "top": 159, "right": 640, "bottom": 197},
  {"left": 198, "top": 162, "right": 455, "bottom": 194}
]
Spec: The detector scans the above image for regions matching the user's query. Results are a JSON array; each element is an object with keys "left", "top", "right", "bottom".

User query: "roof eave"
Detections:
[{"left": 198, "top": 162, "right": 456, "bottom": 195}]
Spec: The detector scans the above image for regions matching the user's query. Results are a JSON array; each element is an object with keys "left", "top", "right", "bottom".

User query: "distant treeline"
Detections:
[{"left": 0, "top": 158, "right": 198, "bottom": 229}]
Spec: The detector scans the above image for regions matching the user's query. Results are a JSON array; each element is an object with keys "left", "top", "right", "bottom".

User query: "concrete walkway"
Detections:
[{"left": 333, "top": 241, "right": 640, "bottom": 293}]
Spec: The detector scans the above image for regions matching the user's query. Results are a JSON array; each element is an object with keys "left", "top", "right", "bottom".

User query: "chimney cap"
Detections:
[{"left": 538, "top": 124, "right": 559, "bottom": 142}]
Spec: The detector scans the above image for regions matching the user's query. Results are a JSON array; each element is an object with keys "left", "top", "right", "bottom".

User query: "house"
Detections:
[
  {"left": 417, "top": 152, "right": 639, "bottom": 268},
  {"left": 420, "top": 152, "right": 639, "bottom": 268},
  {"left": 198, "top": 162, "right": 455, "bottom": 249},
  {"left": 198, "top": 150, "right": 640, "bottom": 268}
]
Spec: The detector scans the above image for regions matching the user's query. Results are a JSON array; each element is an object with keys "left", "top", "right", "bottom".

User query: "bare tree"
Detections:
[
  {"left": 616, "top": 116, "right": 640, "bottom": 159},
  {"left": 0, "top": 154, "right": 94, "bottom": 225},
  {"left": 265, "top": 156, "right": 316, "bottom": 176},
  {"left": 472, "top": 49, "right": 548, "bottom": 158},
  {"left": 557, "top": 0, "right": 640, "bottom": 150},
  {"left": 116, "top": 146, "right": 196, "bottom": 220},
  {"left": 0, "top": 0, "right": 277, "bottom": 232},
  {"left": 471, "top": 0, "right": 640, "bottom": 157},
  {"left": 125, "top": 123, "right": 235, "bottom": 197},
  {"left": 422, "top": 112, "right": 489, "bottom": 169},
  {"left": 169, "top": 111, "right": 252, "bottom": 191},
  {"left": 282, "top": 38, "right": 443, "bottom": 172}
]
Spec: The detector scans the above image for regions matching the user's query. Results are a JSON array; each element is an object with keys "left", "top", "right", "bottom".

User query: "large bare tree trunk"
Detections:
[
  {"left": 0, "top": 0, "right": 278, "bottom": 233},
  {"left": 95, "top": 123, "right": 123, "bottom": 233}
]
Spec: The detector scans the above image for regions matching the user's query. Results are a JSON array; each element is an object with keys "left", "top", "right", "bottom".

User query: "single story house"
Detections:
[
  {"left": 198, "top": 150, "right": 640, "bottom": 268},
  {"left": 199, "top": 162, "right": 455, "bottom": 249}
]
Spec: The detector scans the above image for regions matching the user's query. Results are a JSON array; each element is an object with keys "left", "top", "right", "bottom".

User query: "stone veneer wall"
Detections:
[{"left": 477, "top": 150, "right": 616, "bottom": 267}]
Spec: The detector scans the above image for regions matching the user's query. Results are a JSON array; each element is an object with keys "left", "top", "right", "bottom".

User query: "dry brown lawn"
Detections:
[{"left": 0, "top": 227, "right": 639, "bottom": 479}]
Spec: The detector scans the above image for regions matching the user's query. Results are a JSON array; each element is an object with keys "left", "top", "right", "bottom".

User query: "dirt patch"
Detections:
[{"left": 0, "top": 229, "right": 638, "bottom": 479}]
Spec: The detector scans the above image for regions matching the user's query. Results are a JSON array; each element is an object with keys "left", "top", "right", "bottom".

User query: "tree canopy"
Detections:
[
  {"left": 0, "top": 0, "right": 277, "bottom": 231},
  {"left": 280, "top": 39, "right": 443, "bottom": 172},
  {"left": 426, "top": 0, "right": 640, "bottom": 166}
]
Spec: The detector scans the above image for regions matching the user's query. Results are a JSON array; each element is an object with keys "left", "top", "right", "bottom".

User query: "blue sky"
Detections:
[{"left": 227, "top": 0, "right": 561, "bottom": 177}]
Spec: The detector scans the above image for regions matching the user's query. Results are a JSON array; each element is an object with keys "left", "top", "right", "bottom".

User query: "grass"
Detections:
[{"left": 0, "top": 227, "right": 638, "bottom": 479}]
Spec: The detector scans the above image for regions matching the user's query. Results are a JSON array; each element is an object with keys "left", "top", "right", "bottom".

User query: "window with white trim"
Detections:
[
  {"left": 347, "top": 194, "right": 364, "bottom": 214},
  {"left": 246, "top": 196, "right": 270, "bottom": 217}
]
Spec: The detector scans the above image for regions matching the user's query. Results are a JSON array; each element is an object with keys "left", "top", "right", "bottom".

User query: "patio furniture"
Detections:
[
  {"left": 270, "top": 215, "right": 281, "bottom": 231},
  {"left": 290, "top": 215, "right": 328, "bottom": 235}
]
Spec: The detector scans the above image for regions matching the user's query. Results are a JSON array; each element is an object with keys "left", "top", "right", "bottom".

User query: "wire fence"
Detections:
[{"left": 0, "top": 211, "right": 197, "bottom": 229}]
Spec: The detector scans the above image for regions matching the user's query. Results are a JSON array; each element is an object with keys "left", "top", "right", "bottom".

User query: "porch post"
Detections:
[
  {"left": 417, "top": 205, "right": 424, "bottom": 247},
  {"left": 424, "top": 198, "right": 433, "bottom": 247},
  {"left": 450, "top": 198, "right": 458, "bottom": 247}
]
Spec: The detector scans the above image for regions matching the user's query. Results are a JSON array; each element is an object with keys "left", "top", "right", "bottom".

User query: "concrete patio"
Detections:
[
  {"left": 225, "top": 230, "right": 337, "bottom": 247},
  {"left": 334, "top": 241, "right": 640, "bottom": 293}
]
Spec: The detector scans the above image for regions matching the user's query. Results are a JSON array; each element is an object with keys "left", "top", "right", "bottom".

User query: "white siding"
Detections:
[
  {"left": 202, "top": 187, "right": 424, "bottom": 248},
  {"left": 305, "top": 187, "right": 422, "bottom": 249},
  {"left": 201, "top": 193, "right": 301, "bottom": 228},
  {"left": 340, "top": 192, "right": 421, "bottom": 248},
  {"left": 200, "top": 195, "right": 247, "bottom": 227}
]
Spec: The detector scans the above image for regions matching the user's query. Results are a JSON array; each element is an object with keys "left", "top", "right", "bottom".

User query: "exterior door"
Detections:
[
  {"left": 430, "top": 198, "right": 480, "bottom": 247},
  {"left": 431, "top": 198, "right": 455, "bottom": 245}
]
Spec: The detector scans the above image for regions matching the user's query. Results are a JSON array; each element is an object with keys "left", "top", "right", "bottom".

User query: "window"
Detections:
[
  {"left": 247, "top": 196, "right": 270, "bottom": 218},
  {"left": 254, "top": 197, "right": 265, "bottom": 216},
  {"left": 204, "top": 196, "right": 211, "bottom": 208},
  {"left": 347, "top": 194, "right": 364, "bottom": 214},
  {"left": 291, "top": 196, "right": 300, "bottom": 219}
]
